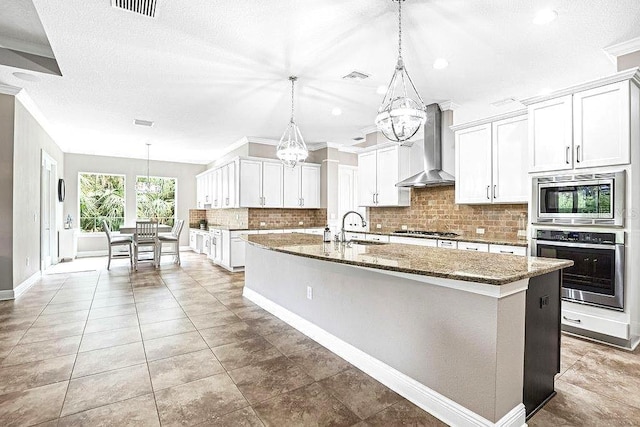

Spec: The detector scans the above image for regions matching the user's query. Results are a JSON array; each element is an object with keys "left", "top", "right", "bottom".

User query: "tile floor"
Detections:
[{"left": 1, "top": 251, "right": 638, "bottom": 426}]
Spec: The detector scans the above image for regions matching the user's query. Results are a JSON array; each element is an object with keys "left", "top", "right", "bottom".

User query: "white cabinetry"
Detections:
[
  {"left": 239, "top": 159, "right": 283, "bottom": 208},
  {"left": 283, "top": 164, "right": 321, "bottom": 208},
  {"left": 457, "top": 241, "right": 489, "bottom": 252},
  {"left": 437, "top": 240, "right": 457, "bottom": 249},
  {"left": 358, "top": 145, "right": 410, "bottom": 207},
  {"left": 388, "top": 236, "right": 438, "bottom": 247},
  {"left": 489, "top": 244, "right": 527, "bottom": 256},
  {"left": 455, "top": 114, "right": 528, "bottom": 204},
  {"left": 527, "top": 81, "right": 631, "bottom": 172},
  {"left": 221, "top": 162, "right": 236, "bottom": 208}
]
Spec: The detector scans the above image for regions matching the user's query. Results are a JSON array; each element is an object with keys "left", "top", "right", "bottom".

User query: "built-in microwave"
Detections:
[{"left": 532, "top": 171, "right": 625, "bottom": 227}]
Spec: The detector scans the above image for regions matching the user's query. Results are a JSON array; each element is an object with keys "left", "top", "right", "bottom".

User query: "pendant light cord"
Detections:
[
  {"left": 290, "top": 76, "right": 296, "bottom": 123},
  {"left": 398, "top": 0, "right": 402, "bottom": 60}
]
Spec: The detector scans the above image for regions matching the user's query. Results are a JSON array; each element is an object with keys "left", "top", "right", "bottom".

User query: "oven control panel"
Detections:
[{"left": 535, "top": 229, "right": 616, "bottom": 244}]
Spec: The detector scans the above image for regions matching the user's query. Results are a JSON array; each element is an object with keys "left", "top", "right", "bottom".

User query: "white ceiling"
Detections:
[{"left": 0, "top": 0, "right": 639, "bottom": 164}]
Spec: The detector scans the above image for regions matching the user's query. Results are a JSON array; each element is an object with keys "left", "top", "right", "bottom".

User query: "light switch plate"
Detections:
[
  {"left": 260, "top": 222, "right": 266, "bottom": 227},
  {"left": 306, "top": 286, "right": 313, "bottom": 300},
  {"left": 299, "top": 221, "right": 304, "bottom": 225},
  {"left": 376, "top": 224, "right": 382, "bottom": 229},
  {"left": 476, "top": 228, "right": 485, "bottom": 235},
  {"left": 401, "top": 225, "right": 408, "bottom": 230}
]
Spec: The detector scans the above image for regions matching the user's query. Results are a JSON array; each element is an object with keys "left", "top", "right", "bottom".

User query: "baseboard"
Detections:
[
  {"left": 243, "top": 288, "right": 526, "bottom": 427},
  {"left": 0, "top": 290, "right": 15, "bottom": 301},
  {"left": 12, "top": 271, "right": 42, "bottom": 299},
  {"left": 76, "top": 250, "right": 108, "bottom": 258}
]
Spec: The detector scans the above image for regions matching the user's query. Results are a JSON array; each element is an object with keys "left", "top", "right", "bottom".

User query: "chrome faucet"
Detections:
[{"left": 341, "top": 211, "right": 367, "bottom": 243}]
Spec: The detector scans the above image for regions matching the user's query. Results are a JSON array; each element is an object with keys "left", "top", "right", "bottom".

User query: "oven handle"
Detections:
[{"left": 533, "top": 240, "right": 619, "bottom": 250}]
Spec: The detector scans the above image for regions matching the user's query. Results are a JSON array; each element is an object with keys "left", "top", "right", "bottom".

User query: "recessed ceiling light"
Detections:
[
  {"left": 331, "top": 107, "right": 342, "bottom": 116},
  {"left": 12, "top": 72, "right": 40, "bottom": 82},
  {"left": 433, "top": 58, "right": 449, "bottom": 70},
  {"left": 533, "top": 9, "right": 558, "bottom": 25},
  {"left": 376, "top": 85, "right": 387, "bottom": 95}
]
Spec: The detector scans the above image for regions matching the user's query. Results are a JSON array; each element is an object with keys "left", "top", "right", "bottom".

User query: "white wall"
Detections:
[
  {"left": 13, "top": 97, "right": 65, "bottom": 288},
  {"left": 0, "top": 94, "right": 14, "bottom": 292},
  {"left": 64, "top": 153, "right": 205, "bottom": 247}
]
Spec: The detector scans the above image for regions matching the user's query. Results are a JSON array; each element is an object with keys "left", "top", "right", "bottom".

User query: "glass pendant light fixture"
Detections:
[
  {"left": 375, "top": 0, "right": 427, "bottom": 143},
  {"left": 137, "top": 142, "right": 160, "bottom": 194},
  {"left": 277, "top": 76, "right": 308, "bottom": 168}
]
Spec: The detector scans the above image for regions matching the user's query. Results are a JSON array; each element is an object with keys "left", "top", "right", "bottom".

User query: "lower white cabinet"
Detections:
[
  {"left": 189, "top": 230, "right": 203, "bottom": 253},
  {"left": 58, "top": 229, "right": 78, "bottom": 260},
  {"left": 457, "top": 242, "right": 489, "bottom": 252},
  {"left": 437, "top": 240, "right": 458, "bottom": 250},
  {"left": 389, "top": 236, "right": 438, "bottom": 247},
  {"left": 365, "top": 234, "right": 390, "bottom": 243},
  {"left": 489, "top": 244, "right": 527, "bottom": 256},
  {"left": 561, "top": 306, "right": 629, "bottom": 340}
]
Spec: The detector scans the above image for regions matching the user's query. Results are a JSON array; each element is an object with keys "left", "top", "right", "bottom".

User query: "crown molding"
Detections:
[
  {"left": 450, "top": 109, "right": 528, "bottom": 132},
  {"left": 603, "top": 36, "right": 640, "bottom": 63},
  {"left": 15, "top": 89, "right": 67, "bottom": 151},
  {"left": 438, "top": 101, "right": 460, "bottom": 111},
  {"left": 0, "top": 83, "right": 21, "bottom": 96},
  {"left": 359, "top": 124, "right": 379, "bottom": 136},
  {"left": 520, "top": 67, "right": 640, "bottom": 106}
]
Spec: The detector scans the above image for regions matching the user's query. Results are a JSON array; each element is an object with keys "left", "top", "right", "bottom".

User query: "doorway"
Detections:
[{"left": 41, "top": 150, "right": 58, "bottom": 270}]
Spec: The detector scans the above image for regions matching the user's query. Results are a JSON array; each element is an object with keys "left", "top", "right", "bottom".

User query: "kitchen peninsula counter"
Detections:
[{"left": 244, "top": 233, "right": 571, "bottom": 285}]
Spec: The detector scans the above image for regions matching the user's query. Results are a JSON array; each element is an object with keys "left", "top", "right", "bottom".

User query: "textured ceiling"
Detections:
[{"left": 0, "top": 0, "right": 639, "bottom": 163}]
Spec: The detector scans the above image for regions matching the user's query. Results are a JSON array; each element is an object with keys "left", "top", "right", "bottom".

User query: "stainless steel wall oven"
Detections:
[{"left": 532, "top": 229, "right": 625, "bottom": 310}]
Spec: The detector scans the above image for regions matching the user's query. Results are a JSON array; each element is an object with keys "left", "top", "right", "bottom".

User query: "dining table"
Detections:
[{"left": 118, "top": 224, "right": 172, "bottom": 235}]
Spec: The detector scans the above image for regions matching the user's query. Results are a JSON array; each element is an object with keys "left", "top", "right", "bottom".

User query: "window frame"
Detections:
[
  {"left": 134, "top": 175, "right": 178, "bottom": 226},
  {"left": 77, "top": 172, "right": 127, "bottom": 233}
]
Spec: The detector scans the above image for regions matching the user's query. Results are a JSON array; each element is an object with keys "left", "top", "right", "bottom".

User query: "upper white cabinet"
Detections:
[
  {"left": 528, "top": 81, "right": 631, "bottom": 172},
  {"left": 283, "top": 164, "right": 321, "bottom": 208},
  {"left": 455, "top": 114, "right": 528, "bottom": 204},
  {"left": 213, "top": 168, "right": 223, "bottom": 208},
  {"left": 221, "top": 161, "right": 236, "bottom": 208},
  {"left": 358, "top": 145, "right": 411, "bottom": 207},
  {"left": 239, "top": 159, "right": 283, "bottom": 208},
  {"left": 572, "top": 82, "right": 630, "bottom": 169}
]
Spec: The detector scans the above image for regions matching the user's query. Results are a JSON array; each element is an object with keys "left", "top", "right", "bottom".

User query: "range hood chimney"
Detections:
[{"left": 396, "top": 103, "right": 455, "bottom": 188}]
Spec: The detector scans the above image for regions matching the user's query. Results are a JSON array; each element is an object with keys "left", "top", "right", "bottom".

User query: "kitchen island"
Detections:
[{"left": 242, "top": 234, "right": 573, "bottom": 427}]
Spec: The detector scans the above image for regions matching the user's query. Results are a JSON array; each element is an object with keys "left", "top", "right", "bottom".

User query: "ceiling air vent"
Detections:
[
  {"left": 134, "top": 119, "right": 154, "bottom": 127},
  {"left": 342, "top": 71, "right": 370, "bottom": 81},
  {"left": 352, "top": 137, "right": 365, "bottom": 142},
  {"left": 490, "top": 97, "right": 518, "bottom": 108},
  {"left": 112, "top": 0, "right": 158, "bottom": 18}
]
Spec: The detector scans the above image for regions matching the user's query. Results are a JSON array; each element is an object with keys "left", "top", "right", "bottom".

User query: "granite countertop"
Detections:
[
  {"left": 350, "top": 230, "right": 529, "bottom": 247},
  {"left": 244, "top": 234, "right": 573, "bottom": 286}
]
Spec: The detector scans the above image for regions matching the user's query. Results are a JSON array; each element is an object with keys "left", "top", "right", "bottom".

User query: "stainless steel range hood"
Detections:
[{"left": 396, "top": 103, "right": 455, "bottom": 188}]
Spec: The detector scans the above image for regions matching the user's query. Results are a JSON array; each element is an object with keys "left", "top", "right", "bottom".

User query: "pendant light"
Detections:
[
  {"left": 375, "top": 0, "right": 426, "bottom": 143},
  {"left": 137, "top": 143, "right": 159, "bottom": 194},
  {"left": 277, "top": 76, "right": 308, "bottom": 168}
]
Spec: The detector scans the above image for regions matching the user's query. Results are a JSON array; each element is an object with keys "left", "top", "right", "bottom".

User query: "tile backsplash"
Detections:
[
  {"left": 188, "top": 208, "right": 326, "bottom": 230},
  {"left": 368, "top": 186, "right": 527, "bottom": 239}
]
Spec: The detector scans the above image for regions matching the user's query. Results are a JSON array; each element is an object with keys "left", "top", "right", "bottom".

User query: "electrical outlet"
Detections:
[
  {"left": 299, "top": 221, "right": 304, "bottom": 226},
  {"left": 376, "top": 224, "right": 382, "bottom": 229},
  {"left": 235, "top": 214, "right": 239, "bottom": 220},
  {"left": 401, "top": 225, "right": 408, "bottom": 230},
  {"left": 306, "top": 286, "right": 313, "bottom": 300},
  {"left": 517, "top": 230, "right": 527, "bottom": 238},
  {"left": 260, "top": 222, "right": 266, "bottom": 227},
  {"left": 476, "top": 228, "right": 485, "bottom": 235}
]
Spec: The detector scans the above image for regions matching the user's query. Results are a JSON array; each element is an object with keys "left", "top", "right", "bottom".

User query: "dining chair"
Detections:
[
  {"left": 102, "top": 219, "right": 133, "bottom": 270},
  {"left": 133, "top": 220, "right": 159, "bottom": 270},
  {"left": 158, "top": 219, "right": 185, "bottom": 265}
]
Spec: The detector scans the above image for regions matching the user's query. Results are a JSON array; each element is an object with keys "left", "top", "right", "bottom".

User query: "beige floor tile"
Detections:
[
  {"left": 198, "top": 321, "right": 259, "bottom": 348},
  {"left": 362, "top": 399, "right": 448, "bottom": 426},
  {"left": 88, "top": 303, "right": 137, "bottom": 320},
  {"left": 58, "top": 393, "right": 159, "bottom": 426},
  {"left": 83, "top": 313, "right": 139, "bottom": 334},
  {"left": 188, "top": 309, "right": 242, "bottom": 330},
  {"left": 40, "top": 300, "right": 93, "bottom": 315},
  {"left": 0, "top": 381, "right": 68, "bottom": 426},
  {"left": 0, "top": 354, "right": 75, "bottom": 395},
  {"left": 32, "top": 310, "right": 89, "bottom": 327},
  {"left": 79, "top": 327, "right": 141, "bottom": 352},
  {"left": 19, "top": 321, "right": 86, "bottom": 345},
  {"left": 254, "top": 382, "right": 360, "bottom": 427},
  {"left": 155, "top": 373, "right": 249, "bottom": 427},
  {"left": 319, "top": 367, "right": 402, "bottom": 419},
  {"left": 73, "top": 341, "right": 146, "bottom": 378},
  {"left": 198, "top": 406, "right": 264, "bottom": 426},
  {"left": 140, "top": 317, "right": 196, "bottom": 341},
  {"left": 212, "top": 337, "right": 282, "bottom": 371},
  {"left": 144, "top": 331, "right": 208, "bottom": 362},
  {"left": 180, "top": 300, "right": 229, "bottom": 317},
  {"left": 90, "top": 295, "right": 135, "bottom": 308},
  {"left": 148, "top": 348, "right": 224, "bottom": 391},
  {"left": 287, "top": 346, "right": 352, "bottom": 381},
  {"left": 137, "top": 307, "right": 186, "bottom": 325},
  {"left": 61, "top": 363, "right": 152, "bottom": 417},
  {"left": 2, "top": 335, "right": 82, "bottom": 366},
  {"left": 263, "top": 328, "right": 321, "bottom": 356}
]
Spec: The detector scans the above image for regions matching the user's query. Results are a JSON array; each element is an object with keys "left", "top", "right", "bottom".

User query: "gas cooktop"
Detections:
[{"left": 392, "top": 230, "right": 459, "bottom": 238}]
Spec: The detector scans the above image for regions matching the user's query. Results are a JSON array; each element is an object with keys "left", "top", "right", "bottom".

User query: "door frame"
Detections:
[{"left": 41, "top": 150, "right": 58, "bottom": 270}]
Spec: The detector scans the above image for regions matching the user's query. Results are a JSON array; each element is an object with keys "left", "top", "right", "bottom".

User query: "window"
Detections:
[
  {"left": 79, "top": 173, "right": 125, "bottom": 232},
  {"left": 136, "top": 176, "right": 176, "bottom": 226}
]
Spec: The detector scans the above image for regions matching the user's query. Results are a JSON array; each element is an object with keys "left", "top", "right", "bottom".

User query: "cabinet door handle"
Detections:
[
  {"left": 486, "top": 186, "right": 490, "bottom": 200},
  {"left": 226, "top": 197, "right": 229, "bottom": 206},
  {"left": 301, "top": 198, "right": 304, "bottom": 207},
  {"left": 493, "top": 185, "right": 497, "bottom": 199},
  {"left": 499, "top": 250, "right": 514, "bottom": 254},
  {"left": 466, "top": 247, "right": 478, "bottom": 251},
  {"left": 565, "top": 146, "right": 570, "bottom": 164},
  {"left": 563, "top": 316, "right": 581, "bottom": 324},
  {"left": 576, "top": 145, "right": 581, "bottom": 163}
]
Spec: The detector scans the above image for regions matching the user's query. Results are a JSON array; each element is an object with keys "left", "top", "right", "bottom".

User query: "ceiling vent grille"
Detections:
[
  {"left": 134, "top": 119, "right": 154, "bottom": 127},
  {"left": 112, "top": 0, "right": 158, "bottom": 18},
  {"left": 342, "top": 71, "right": 370, "bottom": 81}
]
